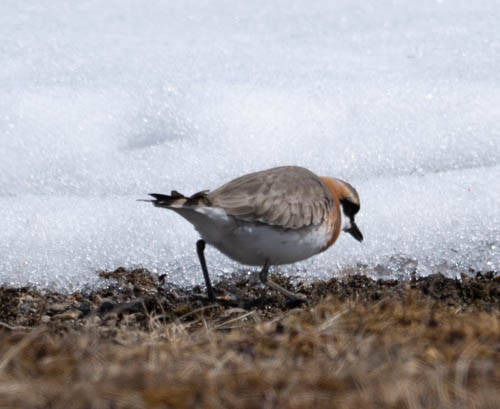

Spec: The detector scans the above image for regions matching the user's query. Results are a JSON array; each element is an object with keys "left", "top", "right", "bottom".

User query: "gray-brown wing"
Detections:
[{"left": 207, "top": 166, "right": 334, "bottom": 229}]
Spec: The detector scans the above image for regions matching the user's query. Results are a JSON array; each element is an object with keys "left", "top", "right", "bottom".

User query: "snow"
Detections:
[{"left": 1, "top": 0, "right": 499, "bottom": 290}]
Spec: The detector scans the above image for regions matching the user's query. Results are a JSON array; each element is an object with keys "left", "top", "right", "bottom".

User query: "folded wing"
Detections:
[{"left": 208, "top": 166, "right": 333, "bottom": 229}]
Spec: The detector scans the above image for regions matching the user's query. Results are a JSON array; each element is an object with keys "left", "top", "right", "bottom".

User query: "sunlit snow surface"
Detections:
[{"left": 1, "top": 1, "right": 499, "bottom": 290}]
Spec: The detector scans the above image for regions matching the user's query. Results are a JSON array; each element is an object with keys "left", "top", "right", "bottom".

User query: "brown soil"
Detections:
[{"left": 0, "top": 269, "right": 498, "bottom": 408}]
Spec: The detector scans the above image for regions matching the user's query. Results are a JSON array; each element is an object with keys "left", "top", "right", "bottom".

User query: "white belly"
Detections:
[{"left": 174, "top": 207, "right": 331, "bottom": 266}]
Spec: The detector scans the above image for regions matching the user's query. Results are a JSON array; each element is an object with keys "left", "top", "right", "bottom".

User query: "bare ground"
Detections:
[{"left": 0, "top": 269, "right": 498, "bottom": 409}]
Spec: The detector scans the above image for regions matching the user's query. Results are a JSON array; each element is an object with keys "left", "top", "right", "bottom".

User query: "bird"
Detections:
[{"left": 143, "top": 166, "right": 363, "bottom": 302}]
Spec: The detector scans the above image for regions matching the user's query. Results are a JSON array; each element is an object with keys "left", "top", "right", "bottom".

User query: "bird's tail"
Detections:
[{"left": 140, "top": 190, "right": 210, "bottom": 209}]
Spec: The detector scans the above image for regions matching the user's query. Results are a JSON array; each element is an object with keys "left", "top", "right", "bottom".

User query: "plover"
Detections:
[{"left": 144, "top": 166, "right": 363, "bottom": 301}]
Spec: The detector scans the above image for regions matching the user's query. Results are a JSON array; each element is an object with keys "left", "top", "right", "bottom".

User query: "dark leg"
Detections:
[
  {"left": 259, "top": 260, "right": 307, "bottom": 301},
  {"left": 196, "top": 239, "right": 216, "bottom": 302}
]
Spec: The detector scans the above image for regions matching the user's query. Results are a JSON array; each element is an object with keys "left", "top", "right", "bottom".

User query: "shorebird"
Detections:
[{"left": 143, "top": 166, "right": 363, "bottom": 301}]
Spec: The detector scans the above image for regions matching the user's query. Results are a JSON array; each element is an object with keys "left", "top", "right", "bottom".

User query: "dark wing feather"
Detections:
[{"left": 208, "top": 166, "right": 333, "bottom": 229}]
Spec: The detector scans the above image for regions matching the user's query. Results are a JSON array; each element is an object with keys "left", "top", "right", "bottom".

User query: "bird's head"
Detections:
[{"left": 321, "top": 177, "right": 363, "bottom": 242}]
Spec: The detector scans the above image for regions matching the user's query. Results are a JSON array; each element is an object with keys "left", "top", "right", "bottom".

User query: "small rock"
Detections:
[
  {"left": 52, "top": 310, "right": 82, "bottom": 321},
  {"left": 79, "top": 302, "right": 92, "bottom": 316},
  {"left": 47, "top": 303, "right": 68, "bottom": 314},
  {"left": 103, "top": 312, "right": 118, "bottom": 326},
  {"left": 19, "top": 302, "right": 33, "bottom": 314},
  {"left": 98, "top": 300, "right": 117, "bottom": 316},
  {"left": 41, "top": 315, "right": 51, "bottom": 323}
]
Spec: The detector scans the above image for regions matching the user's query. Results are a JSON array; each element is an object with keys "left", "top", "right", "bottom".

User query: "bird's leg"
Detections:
[
  {"left": 259, "top": 260, "right": 307, "bottom": 301},
  {"left": 196, "top": 239, "right": 216, "bottom": 302}
]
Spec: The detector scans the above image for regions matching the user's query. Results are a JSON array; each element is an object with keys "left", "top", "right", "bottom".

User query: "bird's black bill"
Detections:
[{"left": 346, "top": 221, "right": 363, "bottom": 242}]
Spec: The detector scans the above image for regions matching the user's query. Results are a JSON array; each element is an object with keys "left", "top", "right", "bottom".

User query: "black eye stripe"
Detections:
[{"left": 340, "top": 199, "right": 360, "bottom": 217}]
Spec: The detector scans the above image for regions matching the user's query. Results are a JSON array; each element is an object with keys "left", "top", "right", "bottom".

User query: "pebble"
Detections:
[
  {"left": 41, "top": 315, "right": 51, "bottom": 324},
  {"left": 47, "top": 303, "right": 68, "bottom": 314},
  {"left": 52, "top": 310, "right": 82, "bottom": 321}
]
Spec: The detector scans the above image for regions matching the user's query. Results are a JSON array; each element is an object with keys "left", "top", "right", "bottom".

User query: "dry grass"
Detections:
[{"left": 0, "top": 271, "right": 498, "bottom": 409}]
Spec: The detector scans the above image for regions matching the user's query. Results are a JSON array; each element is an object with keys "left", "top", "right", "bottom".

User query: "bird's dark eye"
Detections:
[{"left": 340, "top": 199, "right": 360, "bottom": 217}]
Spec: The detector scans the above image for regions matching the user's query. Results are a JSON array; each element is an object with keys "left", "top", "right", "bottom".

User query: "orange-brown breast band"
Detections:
[{"left": 319, "top": 177, "right": 343, "bottom": 251}]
